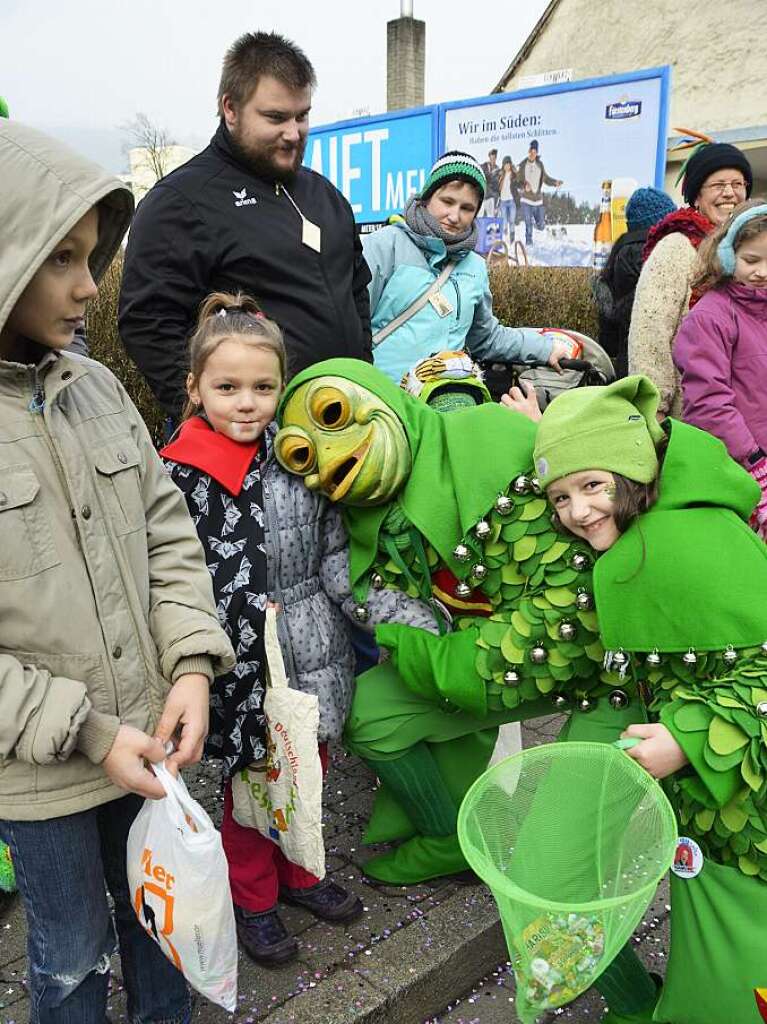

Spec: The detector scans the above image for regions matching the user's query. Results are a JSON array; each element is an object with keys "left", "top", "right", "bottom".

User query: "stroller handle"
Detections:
[{"left": 506, "top": 357, "right": 594, "bottom": 372}]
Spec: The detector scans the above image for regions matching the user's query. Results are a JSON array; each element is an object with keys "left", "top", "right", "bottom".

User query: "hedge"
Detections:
[{"left": 85, "top": 257, "right": 599, "bottom": 438}]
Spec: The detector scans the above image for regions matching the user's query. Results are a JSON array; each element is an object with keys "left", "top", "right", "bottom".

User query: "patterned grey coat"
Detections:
[{"left": 239, "top": 424, "right": 438, "bottom": 742}]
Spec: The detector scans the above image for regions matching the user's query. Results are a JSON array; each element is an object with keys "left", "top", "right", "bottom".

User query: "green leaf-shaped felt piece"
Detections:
[
  {"left": 475, "top": 648, "right": 493, "bottom": 681},
  {"left": 540, "top": 541, "right": 570, "bottom": 565},
  {"left": 729, "top": 709, "right": 760, "bottom": 738},
  {"left": 513, "top": 536, "right": 537, "bottom": 562},
  {"left": 708, "top": 715, "right": 749, "bottom": 755},
  {"left": 694, "top": 807, "right": 716, "bottom": 832},
  {"left": 673, "top": 702, "right": 712, "bottom": 733},
  {"left": 536, "top": 675, "right": 556, "bottom": 694},
  {"left": 741, "top": 753, "right": 763, "bottom": 792},
  {"left": 738, "top": 855, "right": 760, "bottom": 875},
  {"left": 501, "top": 686, "right": 522, "bottom": 709},
  {"left": 753, "top": 836, "right": 767, "bottom": 854},
  {"left": 719, "top": 799, "right": 749, "bottom": 833},
  {"left": 544, "top": 587, "right": 577, "bottom": 608},
  {"left": 534, "top": 531, "right": 558, "bottom": 553},
  {"left": 501, "top": 562, "right": 525, "bottom": 583},
  {"left": 703, "top": 743, "right": 748, "bottom": 774},
  {"left": 544, "top": 568, "right": 579, "bottom": 587},
  {"left": 511, "top": 611, "right": 532, "bottom": 637},
  {"left": 485, "top": 540, "right": 508, "bottom": 558},
  {"left": 730, "top": 831, "right": 751, "bottom": 856},
  {"left": 519, "top": 498, "right": 547, "bottom": 521},
  {"left": 501, "top": 631, "right": 525, "bottom": 664},
  {"left": 479, "top": 620, "right": 509, "bottom": 648},
  {"left": 576, "top": 609, "right": 599, "bottom": 632},
  {"left": 714, "top": 692, "right": 745, "bottom": 709},
  {"left": 546, "top": 648, "right": 569, "bottom": 668},
  {"left": 584, "top": 641, "right": 605, "bottom": 663}
]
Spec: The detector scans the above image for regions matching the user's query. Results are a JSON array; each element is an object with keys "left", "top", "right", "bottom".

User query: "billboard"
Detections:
[
  {"left": 307, "top": 67, "right": 669, "bottom": 263},
  {"left": 305, "top": 106, "right": 438, "bottom": 229}
]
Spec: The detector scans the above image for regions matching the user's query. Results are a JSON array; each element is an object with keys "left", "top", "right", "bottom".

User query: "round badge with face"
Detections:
[
  {"left": 671, "top": 836, "right": 703, "bottom": 879},
  {"left": 275, "top": 376, "right": 412, "bottom": 506}
]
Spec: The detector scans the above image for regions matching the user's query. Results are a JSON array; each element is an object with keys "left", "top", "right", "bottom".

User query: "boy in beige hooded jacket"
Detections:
[{"left": 0, "top": 120, "right": 234, "bottom": 1022}]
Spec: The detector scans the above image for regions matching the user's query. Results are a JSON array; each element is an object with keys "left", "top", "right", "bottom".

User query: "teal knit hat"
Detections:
[
  {"left": 533, "top": 376, "right": 667, "bottom": 488},
  {"left": 420, "top": 151, "right": 486, "bottom": 204}
]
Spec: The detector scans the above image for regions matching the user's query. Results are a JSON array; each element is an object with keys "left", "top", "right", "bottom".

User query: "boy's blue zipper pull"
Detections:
[{"left": 28, "top": 378, "right": 45, "bottom": 413}]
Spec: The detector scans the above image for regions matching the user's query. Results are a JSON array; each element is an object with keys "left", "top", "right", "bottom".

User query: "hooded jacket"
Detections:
[
  {"left": 363, "top": 223, "right": 553, "bottom": 385},
  {"left": 0, "top": 121, "right": 234, "bottom": 820},
  {"left": 673, "top": 282, "right": 767, "bottom": 464},
  {"left": 118, "top": 123, "right": 372, "bottom": 419}
]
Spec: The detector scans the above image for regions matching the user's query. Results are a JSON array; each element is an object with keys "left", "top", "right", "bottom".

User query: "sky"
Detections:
[{"left": 1, "top": 0, "right": 550, "bottom": 171}]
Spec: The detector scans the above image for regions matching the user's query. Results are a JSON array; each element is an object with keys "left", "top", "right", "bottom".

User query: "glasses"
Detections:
[{"left": 701, "top": 179, "right": 748, "bottom": 195}]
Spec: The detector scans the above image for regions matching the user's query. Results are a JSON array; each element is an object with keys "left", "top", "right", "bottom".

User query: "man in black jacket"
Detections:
[{"left": 119, "top": 31, "right": 371, "bottom": 420}]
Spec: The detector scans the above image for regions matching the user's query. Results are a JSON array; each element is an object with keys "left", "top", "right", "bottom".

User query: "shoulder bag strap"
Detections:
[{"left": 372, "top": 259, "right": 457, "bottom": 349}]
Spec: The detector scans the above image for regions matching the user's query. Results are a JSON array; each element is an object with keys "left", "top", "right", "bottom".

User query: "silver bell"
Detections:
[
  {"left": 474, "top": 519, "right": 491, "bottom": 540},
  {"left": 558, "top": 620, "right": 577, "bottom": 641},
  {"left": 612, "top": 649, "right": 630, "bottom": 669},
  {"left": 570, "top": 552, "right": 590, "bottom": 572},
  {"left": 353, "top": 604, "right": 370, "bottom": 623},
  {"left": 455, "top": 581, "right": 473, "bottom": 599},
  {"left": 512, "top": 475, "right": 530, "bottom": 495},
  {"left": 722, "top": 645, "right": 738, "bottom": 667},
  {"left": 608, "top": 688, "right": 629, "bottom": 710},
  {"left": 531, "top": 477, "right": 543, "bottom": 494},
  {"left": 646, "top": 649, "right": 662, "bottom": 667},
  {"left": 471, "top": 563, "right": 488, "bottom": 582},
  {"left": 503, "top": 669, "right": 521, "bottom": 687},
  {"left": 575, "top": 589, "right": 594, "bottom": 611},
  {"left": 495, "top": 494, "right": 514, "bottom": 515},
  {"left": 578, "top": 697, "right": 595, "bottom": 713},
  {"left": 757, "top": 702, "right": 767, "bottom": 720},
  {"left": 529, "top": 643, "right": 548, "bottom": 665},
  {"left": 552, "top": 693, "right": 570, "bottom": 710},
  {"left": 370, "top": 572, "right": 385, "bottom": 590},
  {"left": 682, "top": 648, "right": 698, "bottom": 667},
  {"left": 453, "top": 543, "right": 471, "bottom": 563}
]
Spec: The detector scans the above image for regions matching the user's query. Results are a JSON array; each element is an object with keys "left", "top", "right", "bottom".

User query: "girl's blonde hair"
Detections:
[
  {"left": 692, "top": 198, "right": 767, "bottom": 295},
  {"left": 182, "top": 291, "right": 287, "bottom": 421}
]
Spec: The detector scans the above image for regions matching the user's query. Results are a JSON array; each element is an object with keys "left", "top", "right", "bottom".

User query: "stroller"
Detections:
[{"left": 480, "top": 330, "right": 616, "bottom": 411}]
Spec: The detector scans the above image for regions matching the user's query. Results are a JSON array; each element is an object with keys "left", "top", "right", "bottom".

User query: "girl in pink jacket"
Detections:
[{"left": 674, "top": 200, "right": 767, "bottom": 536}]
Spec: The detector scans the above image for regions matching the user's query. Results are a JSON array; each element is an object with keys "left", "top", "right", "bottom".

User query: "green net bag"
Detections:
[{"left": 457, "top": 741, "right": 677, "bottom": 1023}]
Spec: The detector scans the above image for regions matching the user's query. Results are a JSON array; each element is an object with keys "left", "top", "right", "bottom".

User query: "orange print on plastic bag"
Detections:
[{"left": 133, "top": 846, "right": 183, "bottom": 971}]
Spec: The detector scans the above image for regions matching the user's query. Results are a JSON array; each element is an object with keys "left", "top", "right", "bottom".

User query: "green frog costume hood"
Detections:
[
  {"left": 277, "top": 358, "right": 536, "bottom": 600},
  {"left": 534, "top": 375, "right": 765, "bottom": 653}
]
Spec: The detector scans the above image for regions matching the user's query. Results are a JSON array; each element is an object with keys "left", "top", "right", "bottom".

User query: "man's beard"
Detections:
[{"left": 227, "top": 127, "right": 306, "bottom": 184}]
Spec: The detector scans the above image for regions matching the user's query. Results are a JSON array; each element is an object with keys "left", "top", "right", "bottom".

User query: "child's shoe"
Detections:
[
  {"left": 281, "top": 878, "right": 363, "bottom": 923},
  {"left": 233, "top": 905, "right": 298, "bottom": 966}
]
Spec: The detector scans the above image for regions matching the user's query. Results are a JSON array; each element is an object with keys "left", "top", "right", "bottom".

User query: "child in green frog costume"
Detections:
[{"left": 531, "top": 374, "right": 767, "bottom": 1024}]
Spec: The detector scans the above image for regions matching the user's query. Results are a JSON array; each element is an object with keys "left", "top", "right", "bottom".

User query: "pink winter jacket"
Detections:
[{"left": 673, "top": 282, "right": 767, "bottom": 464}]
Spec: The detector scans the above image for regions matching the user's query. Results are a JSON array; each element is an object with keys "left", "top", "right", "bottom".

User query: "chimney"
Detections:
[{"left": 387, "top": 1, "right": 425, "bottom": 111}]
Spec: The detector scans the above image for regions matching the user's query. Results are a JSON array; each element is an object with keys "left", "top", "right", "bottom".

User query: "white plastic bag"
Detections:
[
  {"left": 231, "top": 607, "right": 325, "bottom": 878},
  {"left": 127, "top": 762, "right": 237, "bottom": 1012}
]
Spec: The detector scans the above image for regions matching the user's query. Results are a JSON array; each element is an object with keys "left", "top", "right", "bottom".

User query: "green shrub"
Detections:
[
  {"left": 489, "top": 264, "right": 599, "bottom": 338},
  {"left": 86, "top": 255, "right": 167, "bottom": 445}
]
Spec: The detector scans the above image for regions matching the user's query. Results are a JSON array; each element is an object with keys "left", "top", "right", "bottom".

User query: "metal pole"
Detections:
[{"left": 400, "top": 0, "right": 413, "bottom": 17}]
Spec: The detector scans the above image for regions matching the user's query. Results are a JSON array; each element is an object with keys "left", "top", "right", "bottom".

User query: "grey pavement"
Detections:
[{"left": 0, "top": 714, "right": 669, "bottom": 1024}]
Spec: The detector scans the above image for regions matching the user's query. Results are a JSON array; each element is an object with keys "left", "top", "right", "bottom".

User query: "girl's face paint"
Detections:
[{"left": 547, "top": 470, "right": 621, "bottom": 551}]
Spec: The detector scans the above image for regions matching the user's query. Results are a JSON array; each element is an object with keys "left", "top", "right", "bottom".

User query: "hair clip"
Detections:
[{"left": 216, "top": 308, "right": 228, "bottom": 318}]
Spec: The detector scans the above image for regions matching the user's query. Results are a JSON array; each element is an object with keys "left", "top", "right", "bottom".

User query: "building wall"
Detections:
[{"left": 497, "top": 0, "right": 767, "bottom": 201}]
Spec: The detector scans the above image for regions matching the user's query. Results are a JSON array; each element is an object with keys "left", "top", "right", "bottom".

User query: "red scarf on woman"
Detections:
[{"left": 641, "top": 207, "right": 715, "bottom": 307}]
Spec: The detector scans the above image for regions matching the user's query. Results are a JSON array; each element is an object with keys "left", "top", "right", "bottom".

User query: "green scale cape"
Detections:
[{"left": 594, "top": 420, "right": 767, "bottom": 879}]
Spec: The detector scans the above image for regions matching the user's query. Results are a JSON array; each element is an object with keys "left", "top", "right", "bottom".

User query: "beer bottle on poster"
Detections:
[{"left": 592, "top": 180, "right": 612, "bottom": 271}]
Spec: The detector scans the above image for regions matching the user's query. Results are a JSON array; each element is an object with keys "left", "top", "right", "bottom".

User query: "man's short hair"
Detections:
[
  {"left": 488, "top": 148, "right": 498, "bottom": 157},
  {"left": 217, "top": 31, "right": 316, "bottom": 116}
]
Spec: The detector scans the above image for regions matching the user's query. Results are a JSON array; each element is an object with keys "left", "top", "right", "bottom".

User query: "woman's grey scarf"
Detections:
[{"left": 404, "top": 195, "right": 478, "bottom": 257}]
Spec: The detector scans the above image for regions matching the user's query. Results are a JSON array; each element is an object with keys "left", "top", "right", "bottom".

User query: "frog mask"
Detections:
[{"left": 275, "top": 376, "right": 412, "bottom": 506}]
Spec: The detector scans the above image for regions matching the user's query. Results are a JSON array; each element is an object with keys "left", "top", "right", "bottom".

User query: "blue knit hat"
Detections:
[{"left": 625, "top": 187, "right": 677, "bottom": 231}]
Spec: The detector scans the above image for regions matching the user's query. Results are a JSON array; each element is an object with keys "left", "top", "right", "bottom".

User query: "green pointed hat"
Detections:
[{"left": 534, "top": 375, "right": 667, "bottom": 488}]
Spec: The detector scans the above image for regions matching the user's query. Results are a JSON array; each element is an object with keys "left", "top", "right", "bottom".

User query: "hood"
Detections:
[
  {"left": 278, "top": 358, "right": 536, "bottom": 596},
  {"left": 594, "top": 419, "right": 767, "bottom": 653},
  {"left": 0, "top": 120, "right": 134, "bottom": 336}
]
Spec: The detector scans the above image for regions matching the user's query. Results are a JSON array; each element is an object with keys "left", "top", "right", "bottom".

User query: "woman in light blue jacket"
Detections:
[{"left": 364, "top": 151, "right": 569, "bottom": 384}]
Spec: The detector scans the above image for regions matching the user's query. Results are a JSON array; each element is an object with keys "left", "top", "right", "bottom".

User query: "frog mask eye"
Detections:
[
  {"left": 275, "top": 430, "right": 317, "bottom": 476},
  {"left": 309, "top": 387, "right": 352, "bottom": 431}
]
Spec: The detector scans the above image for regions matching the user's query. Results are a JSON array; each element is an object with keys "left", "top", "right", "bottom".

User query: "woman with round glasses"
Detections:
[{"left": 628, "top": 141, "right": 752, "bottom": 416}]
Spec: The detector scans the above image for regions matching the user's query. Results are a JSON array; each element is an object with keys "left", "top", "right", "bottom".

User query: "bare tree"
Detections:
[{"left": 121, "top": 112, "right": 175, "bottom": 180}]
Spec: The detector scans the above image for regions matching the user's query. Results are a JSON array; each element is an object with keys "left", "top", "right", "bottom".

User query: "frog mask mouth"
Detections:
[{"left": 275, "top": 377, "right": 412, "bottom": 506}]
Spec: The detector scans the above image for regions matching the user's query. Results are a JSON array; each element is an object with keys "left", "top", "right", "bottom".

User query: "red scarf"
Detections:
[
  {"left": 641, "top": 207, "right": 715, "bottom": 308},
  {"left": 160, "top": 416, "right": 261, "bottom": 496}
]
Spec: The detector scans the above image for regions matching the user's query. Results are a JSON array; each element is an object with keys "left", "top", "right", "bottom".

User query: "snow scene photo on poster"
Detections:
[{"left": 442, "top": 69, "right": 668, "bottom": 267}]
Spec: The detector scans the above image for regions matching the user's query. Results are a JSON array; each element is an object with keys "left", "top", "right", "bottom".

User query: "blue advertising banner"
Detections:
[
  {"left": 307, "top": 67, "right": 670, "bottom": 264},
  {"left": 305, "top": 106, "right": 438, "bottom": 227}
]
